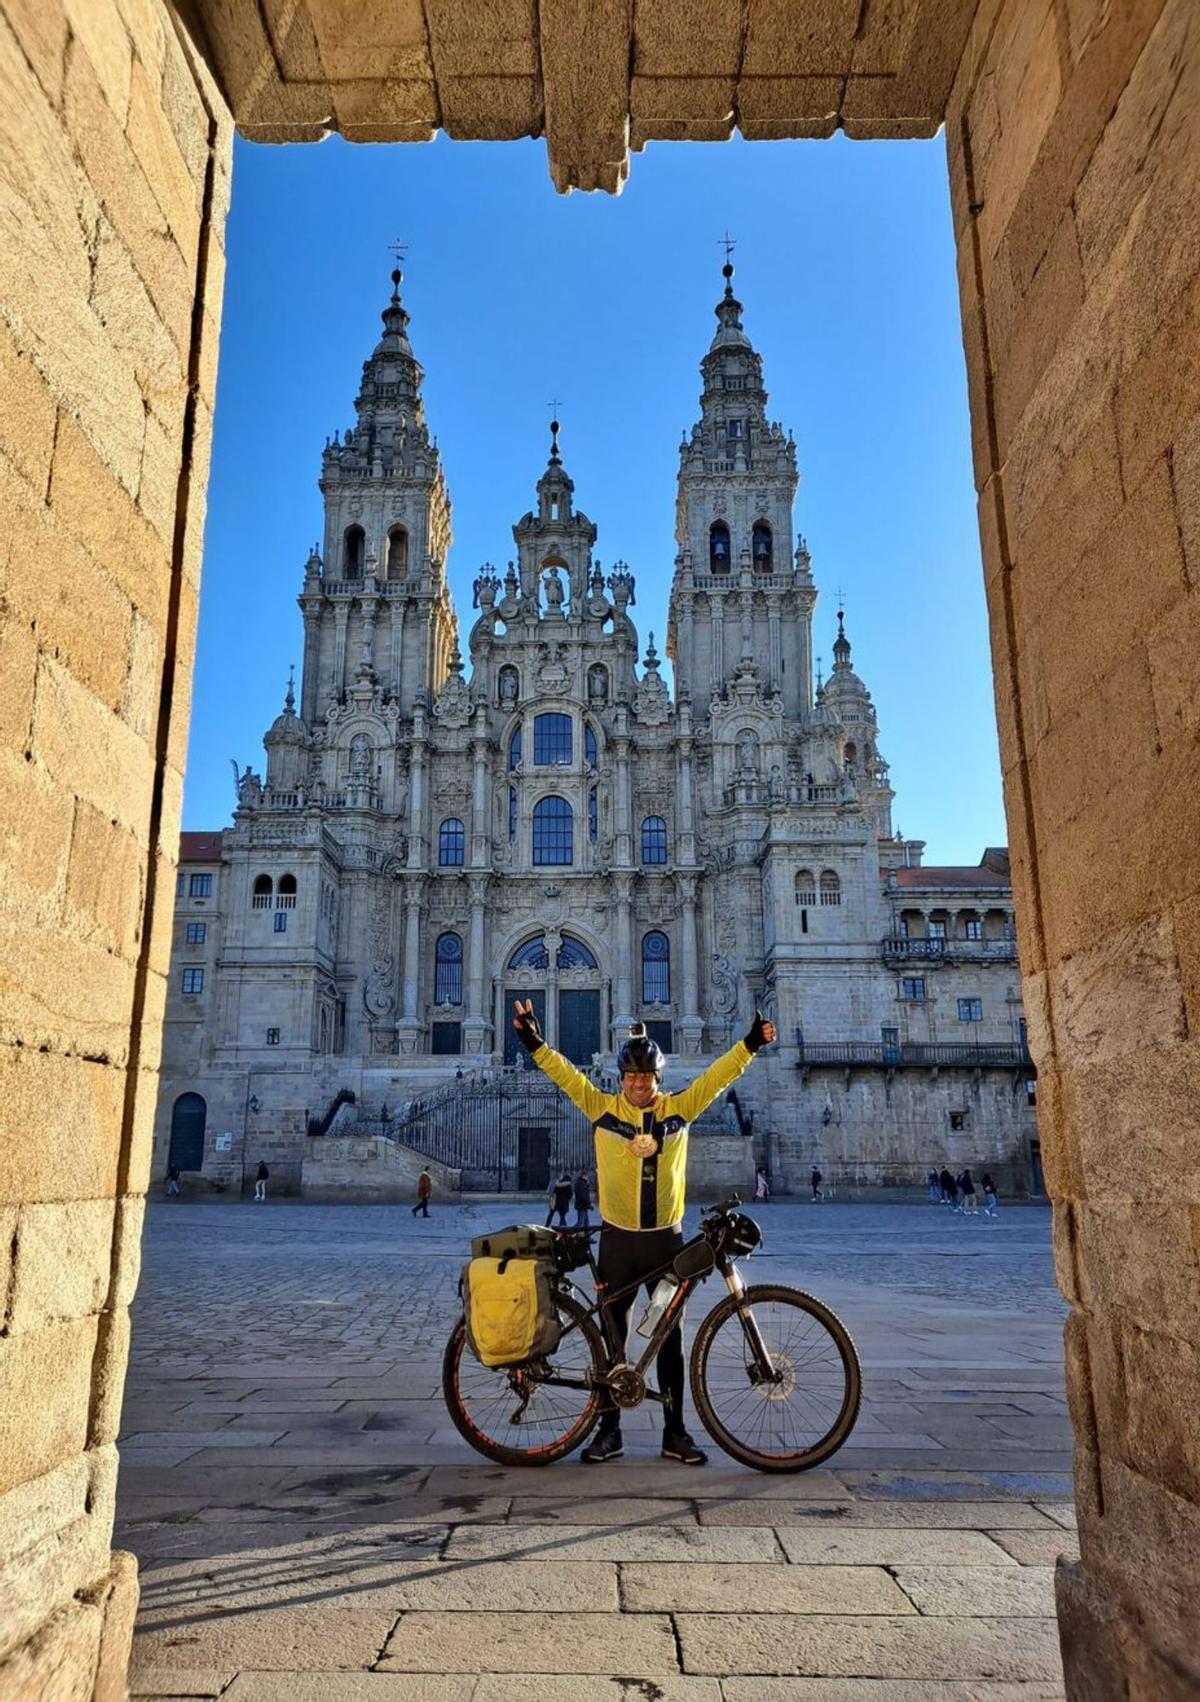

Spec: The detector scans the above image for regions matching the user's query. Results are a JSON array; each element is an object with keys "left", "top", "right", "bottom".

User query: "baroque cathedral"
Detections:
[{"left": 157, "top": 262, "right": 1039, "bottom": 1197}]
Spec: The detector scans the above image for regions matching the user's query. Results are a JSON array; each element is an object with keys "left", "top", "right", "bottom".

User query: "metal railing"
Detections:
[
  {"left": 881, "top": 936, "right": 1018, "bottom": 962},
  {"left": 794, "top": 1030, "right": 1033, "bottom": 1072}
]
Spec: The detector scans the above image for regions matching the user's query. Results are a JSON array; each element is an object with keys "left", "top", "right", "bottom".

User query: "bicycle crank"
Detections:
[{"left": 606, "top": 1364, "right": 647, "bottom": 1409}]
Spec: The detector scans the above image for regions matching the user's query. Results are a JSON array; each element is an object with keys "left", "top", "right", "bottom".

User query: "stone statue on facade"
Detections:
[{"left": 543, "top": 565, "right": 565, "bottom": 614}]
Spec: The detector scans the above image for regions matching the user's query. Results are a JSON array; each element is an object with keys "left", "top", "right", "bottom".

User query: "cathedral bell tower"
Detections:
[
  {"left": 299, "top": 265, "right": 457, "bottom": 722},
  {"left": 667, "top": 261, "right": 815, "bottom": 719}
]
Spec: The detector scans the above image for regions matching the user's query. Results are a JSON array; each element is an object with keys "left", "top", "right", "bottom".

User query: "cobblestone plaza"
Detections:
[{"left": 119, "top": 1200, "right": 1073, "bottom": 1698}]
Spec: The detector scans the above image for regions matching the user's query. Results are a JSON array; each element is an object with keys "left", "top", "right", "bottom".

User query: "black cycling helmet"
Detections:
[{"left": 618, "top": 1022, "right": 665, "bottom": 1078}]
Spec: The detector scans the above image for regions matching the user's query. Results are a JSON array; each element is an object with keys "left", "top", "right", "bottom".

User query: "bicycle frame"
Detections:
[{"left": 548, "top": 1226, "right": 780, "bottom": 1401}]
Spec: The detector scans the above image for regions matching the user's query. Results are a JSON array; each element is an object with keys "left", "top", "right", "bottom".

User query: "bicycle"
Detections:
[{"left": 443, "top": 1193, "right": 862, "bottom": 1473}]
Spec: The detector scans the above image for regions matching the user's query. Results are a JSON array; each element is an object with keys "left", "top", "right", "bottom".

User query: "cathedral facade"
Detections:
[{"left": 157, "top": 264, "right": 1038, "bottom": 1196}]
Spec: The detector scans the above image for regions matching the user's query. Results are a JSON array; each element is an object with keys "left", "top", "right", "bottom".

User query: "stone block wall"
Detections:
[
  {"left": 0, "top": 0, "right": 230, "bottom": 1691},
  {"left": 946, "top": 0, "right": 1200, "bottom": 1691},
  {"left": 301, "top": 1136, "right": 462, "bottom": 1202}
]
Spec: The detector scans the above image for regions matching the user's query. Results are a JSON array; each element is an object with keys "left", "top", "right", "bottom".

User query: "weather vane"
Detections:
[
  {"left": 720, "top": 232, "right": 736, "bottom": 265},
  {"left": 388, "top": 238, "right": 407, "bottom": 267}
]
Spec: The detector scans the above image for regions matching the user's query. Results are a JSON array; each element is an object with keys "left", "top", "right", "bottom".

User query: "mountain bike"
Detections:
[{"left": 443, "top": 1194, "right": 861, "bottom": 1473}]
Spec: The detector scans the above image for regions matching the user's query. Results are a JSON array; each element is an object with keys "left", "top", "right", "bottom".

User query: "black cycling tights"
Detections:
[{"left": 595, "top": 1223, "right": 685, "bottom": 1437}]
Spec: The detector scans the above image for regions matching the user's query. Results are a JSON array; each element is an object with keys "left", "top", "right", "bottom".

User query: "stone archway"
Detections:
[{"left": 0, "top": 3, "right": 1196, "bottom": 1697}]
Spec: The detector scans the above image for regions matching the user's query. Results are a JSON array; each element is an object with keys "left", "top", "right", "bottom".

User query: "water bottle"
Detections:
[{"left": 636, "top": 1275, "right": 679, "bottom": 1338}]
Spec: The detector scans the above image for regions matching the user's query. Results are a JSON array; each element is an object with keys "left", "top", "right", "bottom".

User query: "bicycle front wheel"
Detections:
[
  {"left": 443, "top": 1288, "right": 606, "bottom": 1466},
  {"left": 691, "top": 1284, "right": 861, "bottom": 1472}
]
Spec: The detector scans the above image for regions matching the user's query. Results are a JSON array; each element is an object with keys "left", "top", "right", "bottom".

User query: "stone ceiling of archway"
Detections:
[{"left": 188, "top": 0, "right": 979, "bottom": 191}]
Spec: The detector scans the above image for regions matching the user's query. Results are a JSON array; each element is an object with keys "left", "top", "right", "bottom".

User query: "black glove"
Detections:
[
  {"left": 512, "top": 1001, "right": 544, "bottom": 1054},
  {"left": 744, "top": 1010, "right": 771, "bottom": 1054}
]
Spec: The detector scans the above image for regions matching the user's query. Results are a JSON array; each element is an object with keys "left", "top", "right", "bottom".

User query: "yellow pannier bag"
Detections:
[{"left": 462, "top": 1255, "right": 562, "bottom": 1368}]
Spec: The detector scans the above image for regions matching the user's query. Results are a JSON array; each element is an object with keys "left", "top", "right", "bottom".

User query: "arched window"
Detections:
[
  {"left": 642, "top": 931, "right": 671, "bottom": 1004},
  {"left": 819, "top": 870, "right": 842, "bottom": 907},
  {"left": 752, "top": 521, "right": 773, "bottom": 569},
  {"left": 844, "top": 741, "right": 858, "bottom": 768},
  {"left": 277, "top": 872, "right": 297, "bottom": 909},
  {"left": 508, "top": 935, "right": 550, "bottom": 970},
  {"left": 641, "top": 816, "right": 669, "bottom": 865},
  {"left": 498, "top": 665, "right": 519, "bottom": 708},
  {"left": 252, "top": 873, "right": 273, "bottom": 910},
  {"left": 585, "top": 722, "right": 598, "bottom": 769},
  {"left": 794, "top": 869, "right": 816, "bottom": 906},
  {"left": 386, "top": 525, "right": 408, "bottom": 580},
  {"left": 709, "top": 521, "right": 731, "bottom": 573},
  {"left": 532, "top": 796, "right": 573, "bottom": 865},
  {"left": 343, "top": 524, "right": 365, "bottom": 579},
  {"left": 438, "top": 818, "right": 465, "bottom": 867},
  {"left": 557, "top": 934, "right": 598, "bottom": 969},
  {"left": 589, "top": 787, "right": 598, "bottom": 844},
  {"left": 508, "top": 725, "right": 522, "bottom": 771},
  {"left": 434, "top": 932, "right": 463, "bottom": 1005},
  {"left": 534, "top": 712, "right": 572, "bottom": 765},
  {"left": 508, "top": 785, "right": 517, "bottom": 843}
]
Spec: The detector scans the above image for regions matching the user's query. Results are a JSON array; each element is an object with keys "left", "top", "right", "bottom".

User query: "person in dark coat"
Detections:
[
  {"left": 981, "top": 1172, "right": 999, "bottom": 1217},
  {"left": 573, "top": 1171, "right": 592, "bottom": 1228},
  {"left": 959, "top": 1168, "right": 978, "bottom": 1215},
  {"left": 412, "top": 1168, "right": 432, "bottom": 1217},
  {"left": 810, "top": 1167, "right": 823, "bottom": 1202},
  {"left": 254, "top": 1160, "right": 269, "bottom": 1202},
  {"left": 546, "top": 1171, "right": 573, "bottom": 1227},
  {"left": 940, "top": 1167, "right": 957, "bottom": 1210}
]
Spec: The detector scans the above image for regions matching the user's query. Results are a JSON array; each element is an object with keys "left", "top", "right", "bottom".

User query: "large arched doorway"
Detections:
[
  {"left": 503, "top": 931, "right": 603, "bottom": 1068},
  {"left": 167, "top": 1093, "right": 207, "bottom": 1173}
]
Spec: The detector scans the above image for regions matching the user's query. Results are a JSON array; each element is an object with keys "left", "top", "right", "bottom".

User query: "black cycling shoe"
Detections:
[
  {"left": 662, "top": 1431, "right": 708, "bottom": 1465},
  {"left": 582, "top": 1430, "right": 624, "bottom": 1464}
]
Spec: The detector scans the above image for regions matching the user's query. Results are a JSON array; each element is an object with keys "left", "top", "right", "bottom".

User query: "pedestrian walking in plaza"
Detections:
[
  {"left": 981, "top": 1172, "right": 999, "bottom": 1216},
  {"left": 546, "top": 1171, "right": 573, "bottom": 1228},
  {"left": 811, "top": 1167, "right": 824, "bottom": 1202},
  {"left": 573, "top": 1170, "right": 592, "bottom": 1228},
  {"left": 754, "top": 1166, "right": 771, "bottom": 1202},
  {"left": 926, "top": 1168, "right": 940, "bottom": 1202},
  {"left": 940, "top": 1168, "right": 957, "bottom": 1210},
  {"left": 959, "top": 1168, "right": 978, "bottom": 1214},
  {"left": 412, "top": 1168, "right": 432, "bottom": 1217},
  {"left": 253, "top": 1161, "right": 269, "bottom": 1202},
  {"left": 514, "top": 999, "right": 775, "bottom": 1465},
  {"left": 166, "top": 1164, "right": 181, "bottom": 1196}
]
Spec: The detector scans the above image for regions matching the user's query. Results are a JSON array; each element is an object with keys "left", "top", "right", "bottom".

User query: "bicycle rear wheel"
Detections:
[
  {"left": 443, "top": 1288, "right": 606, "bottom": 1466},
  {"left": 691, "top": 1284, "right": 861, "bottom": 1472}
]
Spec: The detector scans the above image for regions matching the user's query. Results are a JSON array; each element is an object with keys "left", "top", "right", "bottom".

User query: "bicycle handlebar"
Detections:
[{"left": 702, "top": 1193, "right": 742, "bottom": 1217}]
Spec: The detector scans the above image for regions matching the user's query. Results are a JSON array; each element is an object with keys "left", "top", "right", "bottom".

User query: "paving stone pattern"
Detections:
[{"left": 120, "top": 1201, "right": 1072, "bottom": 1697}]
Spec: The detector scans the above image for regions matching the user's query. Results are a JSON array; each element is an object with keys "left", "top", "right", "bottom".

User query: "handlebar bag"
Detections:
[{"left": 462, "top": 1255, "right": 562, "bottom": 1367}]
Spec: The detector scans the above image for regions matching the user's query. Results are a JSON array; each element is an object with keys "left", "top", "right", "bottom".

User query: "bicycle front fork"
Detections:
[{"left": 723, "top": 1261, "right": 781, "bottom": 1385}]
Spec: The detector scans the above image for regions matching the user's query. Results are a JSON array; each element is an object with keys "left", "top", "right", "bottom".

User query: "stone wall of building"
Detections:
[
  {"left": 301, "top": 1136, "right": 461, "bottom": 1202},
  {"left": 947, "top": 1, "right": 1200, "bottom": 1692},
  {"left": 0, "top": 0, "right": 230, "bottom": 1692}
]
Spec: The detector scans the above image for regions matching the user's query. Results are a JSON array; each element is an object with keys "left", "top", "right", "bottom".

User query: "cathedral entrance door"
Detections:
[
  {"left": 168, "top": 1092, "right": 207, "bottom": 1172},
  {"left": 518, "top": 1125, "right": 551, "bottom": 1192},
  {"left": 503, "top": 988, "right": 546, "bottom": 1068},
  {"left": 558, "top": 989, "right": 600, "bottom": 1066}
]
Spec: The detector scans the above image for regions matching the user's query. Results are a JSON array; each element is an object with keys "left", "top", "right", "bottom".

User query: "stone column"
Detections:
[
  {"left": 710, "top": 600, "right": 724, "bottom": 690},
  {"left": 470, "top": 735, "right": 490, "bottom": 866},
  {"left": 407, "top": 704, "right": 428, "bottom": 867},
  {"left": 299, "top": 593, "right": 322, "bottom": 723},
  {"left": 464, "top": 874, "right": 491, "bottom": 1054},
  {"left": 676, "top": 705, "right": 696, "bottom": 865},
  {"left": 544, "top": 927, "right": 561, "bottom": 1050},
  {"left": 333, "top": 601, "right": 349, "bottom": 700},
  {"left": 389, "top": 595, "right": 406, "bottom": 698},
  {"left": 767, "top": 594, "right": 782, "bottom": 692},
  {"left": 947, "top": 5, "right": 1200, "bottom": 1694},
  {"left": 613, "top": 722, "right": 633, "bottom": 867},
  {"left": 677, "top": 874, "right": 704, "bottom": 1056},
  {"left": 396, "top": 874, "right": 426, "bottom": 1054},
  {"left": 612, "top": 875, "right": 635, "bottom": 1039}
]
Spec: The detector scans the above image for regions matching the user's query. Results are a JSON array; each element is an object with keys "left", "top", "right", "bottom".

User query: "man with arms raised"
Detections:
[{"left": 512, "top": 1001, "right": 775, "bottom": 1464}]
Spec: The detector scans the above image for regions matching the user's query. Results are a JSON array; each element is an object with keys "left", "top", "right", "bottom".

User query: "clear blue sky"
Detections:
[{"left": 185, "top": 131, "right": 1006, "bottom": 864}]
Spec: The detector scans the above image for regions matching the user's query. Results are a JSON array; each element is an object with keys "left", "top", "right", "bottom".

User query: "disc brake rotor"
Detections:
[{"left": 756, "top": 1353, "right": 797, "bottom": 1402}]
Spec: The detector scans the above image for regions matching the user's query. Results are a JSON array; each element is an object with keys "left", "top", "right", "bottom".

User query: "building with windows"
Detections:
[{"left": 157, "top": 263, "right": 1037, "bottom": 1195}]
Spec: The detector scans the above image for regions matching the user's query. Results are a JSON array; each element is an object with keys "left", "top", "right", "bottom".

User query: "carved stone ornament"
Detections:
[
  {"left": 535, "top": 641, "right": 571, "bottom": 694},
  {"left": 711, "top": 951, "right": 738, "bottom": 1014},
  {"left": 634, "top": 672, "right": 672, "bottom": 727},
  {"left": 433, "top": 672, "right": 472, "bottom": 729},
  {"left": 363, "top": 881, "right": 396, "bottom": 1018}
]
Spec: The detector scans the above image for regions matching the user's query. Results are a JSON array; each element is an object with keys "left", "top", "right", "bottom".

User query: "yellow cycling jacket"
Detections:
[{"left": 530, "top": 1039, "right": 755, "bottom": 1231}]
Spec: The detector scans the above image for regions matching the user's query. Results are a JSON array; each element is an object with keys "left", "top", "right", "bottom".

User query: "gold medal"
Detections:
[{"left": 630, "top": 1132, "right": 657, "bottom": 1158}]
